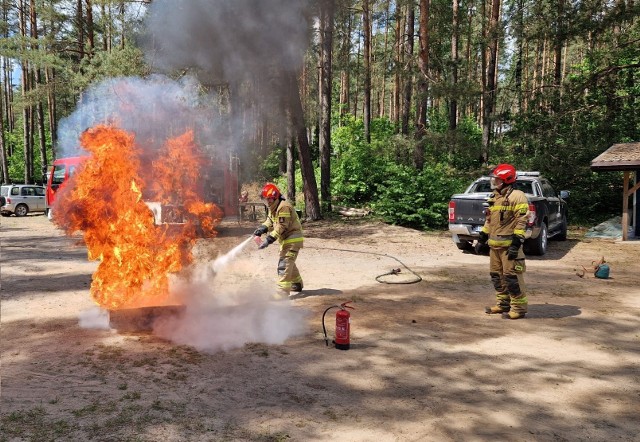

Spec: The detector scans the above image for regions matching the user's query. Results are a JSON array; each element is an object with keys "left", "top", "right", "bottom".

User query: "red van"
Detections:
[{"left": 45, "top": 156, "right": 87, "bottom": 220}]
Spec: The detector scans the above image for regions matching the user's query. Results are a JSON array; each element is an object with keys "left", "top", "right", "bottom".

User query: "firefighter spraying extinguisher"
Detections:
[{"left": 322, "top": 301, "right": 354, "bottom": 350}]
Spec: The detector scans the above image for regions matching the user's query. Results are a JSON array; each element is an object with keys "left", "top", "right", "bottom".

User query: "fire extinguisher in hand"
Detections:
[{"left": 322, "top": 301, "right": 354, "bottom": 350}]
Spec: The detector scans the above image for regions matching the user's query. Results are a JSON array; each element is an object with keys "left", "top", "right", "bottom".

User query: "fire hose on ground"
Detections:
[{"left": 307, "top": 246, "right": 423, "bottom": 284}]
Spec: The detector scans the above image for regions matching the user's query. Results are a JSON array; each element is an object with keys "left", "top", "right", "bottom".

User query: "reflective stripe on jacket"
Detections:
[
  {"left": 481, "top": 186, "right": 529, "bottom": 247},
  {"left": 262, "top": 198, "right": 303, "bottom": 246}
]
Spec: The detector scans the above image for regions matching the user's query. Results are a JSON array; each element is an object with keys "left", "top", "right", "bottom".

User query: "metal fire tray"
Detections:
[{"left": 108, "top": 305, "right": 186, "bottom": 332}]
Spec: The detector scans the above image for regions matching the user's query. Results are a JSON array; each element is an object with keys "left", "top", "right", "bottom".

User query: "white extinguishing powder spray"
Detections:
[{"left": 211, "top": 235, "right": 254, "bottom": 273}]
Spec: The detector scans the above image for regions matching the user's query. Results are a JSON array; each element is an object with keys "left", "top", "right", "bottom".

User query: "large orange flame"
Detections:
[{"left": 55, "top": 125, "right": 223, "bottom": 309}]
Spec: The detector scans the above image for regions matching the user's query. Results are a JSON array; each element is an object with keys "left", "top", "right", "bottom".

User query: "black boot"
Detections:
[{"left": 485, "top": 306, "right": 509, "bottom": 314}]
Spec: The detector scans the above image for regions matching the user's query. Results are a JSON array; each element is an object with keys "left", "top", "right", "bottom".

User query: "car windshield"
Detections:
[
  {"left": 474, "top": 180, "right": 534, "bottom": 196},
  {"left": 52, "top": 165, "right": 66, "bottom": 185},
  {"left": 1, "top": 186, "right": 8, "bottom": 196}
]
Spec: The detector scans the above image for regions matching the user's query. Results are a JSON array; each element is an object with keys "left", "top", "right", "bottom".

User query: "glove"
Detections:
[
  {"left": 258, "top": 235, "right": 275, "bottom": 249},
  {"left": 474, "top": 231, "right": 489, "bottom": 254},
  {"left": 507, "top": 235, "right": 524, "bottom": 260},
  {"left": 474, "top": 241, "right": 488, "bottom": 255},
  {"left": 253, "top": 225, "right": 268, "bottom": 236}
]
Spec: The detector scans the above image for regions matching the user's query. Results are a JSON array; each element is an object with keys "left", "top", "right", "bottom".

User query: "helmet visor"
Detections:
[{"left": 490, "top": 177, "right": 504, "bottom": 189}]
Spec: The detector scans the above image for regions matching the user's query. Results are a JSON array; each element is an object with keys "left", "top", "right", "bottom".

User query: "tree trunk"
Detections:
[
  {"left": 450, "top": 0, "right": 459, "bottom": 130},
  {"left": 514, "top": 0, "right": 524, "bottom": 113},
  {"left": 100, "top": 2, "right": 109, "bottom": 51},
  {"left": 353, "top": 34, "right": 360, "bottom": 118},
  {"left": 285, "top": 71, "right": 321, "bottom": 220},
  {"left": 415, "top": 0, "right": 430, "bottom": 170},
  {"left": 85, "top": 0, "right": 94, "bottom": 56},
  {"left": 19, "top": 0, "right": 33, "bottom": 183},
  {"left": 286, "top": 135, "right": 296, "bottom": 202},
  {"left": 119, "top": 1, "right": 125, "bottom": 49},
  {"left": 30, "top": 0, "right": 48, "bottom": 180},
  {"left": 393, "top": 4, "right": 402, "bottom": 128},
  {"left": 552, "top": 0, "right": 564, "bottom": 113},
  {"left": 481, "top": 0, "right": 501, "bottom": 164},
  {"left": 464, "top": 2, "right": 473, "bottom": 118},
  {"left": 379, "top": 0, "right": 391, "bottom": 118},
  {"left": 339, "top": 11, "right": 352, "bottom": 125},
  {"left": 45, "top": 67, "right": 57, "bottom": 158},
  {"left": 0, "top": 81, "right": 8, "bottom": 183},
  {"left": 362, "top": 0, "right": 371, "bottom": 143},
  {"left": 401, "top": 2, "right": 415, "bottom": 136},
  {"left": 76, "top": 0, "right": 84, "bottom": 58},
  {"left": 319, "top": 0, "right": 334, "bottom": 212}
]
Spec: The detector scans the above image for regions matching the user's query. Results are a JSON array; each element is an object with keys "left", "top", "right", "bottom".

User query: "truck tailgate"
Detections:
[{"left": 450, "top": 193, "right": 490, "bottom": 225}]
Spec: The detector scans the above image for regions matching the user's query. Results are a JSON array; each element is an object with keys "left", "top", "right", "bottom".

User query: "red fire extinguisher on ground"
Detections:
[{"left": 322, "top": 301, "right": 354, "bottom": 350}]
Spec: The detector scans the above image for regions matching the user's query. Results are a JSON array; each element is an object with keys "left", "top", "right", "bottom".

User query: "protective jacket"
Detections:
[
  {"left": 481, "top": 185, "right": 529, "bottom": 247},
  {"left": 262, "top": 198, "right": 303, "bottom": 247}
]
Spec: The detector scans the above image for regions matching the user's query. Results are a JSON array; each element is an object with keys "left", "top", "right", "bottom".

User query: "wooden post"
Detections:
[
  {"left": 623, "top": 172, "right": 629, "bottom": 241},
  {"left": 636, "top": 171, "right": 640, "bottom": 237},
  {"left": 632, "top": 169, "right": 640, "bottom": 239},
  {"left": 624, "top": 170, "right": 640, "bottom": 239}
]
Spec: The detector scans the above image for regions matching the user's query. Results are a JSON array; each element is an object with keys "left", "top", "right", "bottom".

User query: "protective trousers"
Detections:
[
  {"left": 273, "top": 242, "right": 303, "bottom": 299},
  {"left": 489, "top": 247, "right": 527, "bottom": 314}
]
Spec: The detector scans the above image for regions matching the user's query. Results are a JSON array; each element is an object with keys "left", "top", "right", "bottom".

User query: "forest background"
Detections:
[{"left": 0, "top": 0, "right": 638, "bottom": 228}]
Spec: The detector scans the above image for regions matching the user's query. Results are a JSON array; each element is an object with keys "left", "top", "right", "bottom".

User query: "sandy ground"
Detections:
[{"left": 1, "top": 213, "right": 640, "bottom": 441}]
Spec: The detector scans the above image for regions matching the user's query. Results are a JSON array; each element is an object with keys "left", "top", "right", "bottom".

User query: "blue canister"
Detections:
[{"left": 594, "top": 264, "right": 610, "bottom": 279}]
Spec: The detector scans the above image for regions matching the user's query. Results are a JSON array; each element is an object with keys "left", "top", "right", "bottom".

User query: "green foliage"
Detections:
[
  {"left": 331, "top": 116, "right": 392, "bottom": 203},
  {"left": 329, "top": 115, "right": 469, "bottom": 229},
  {"left": 505, "top": 27, "right": 639, "bottom": 223},
  {"left": 70, "top": 45, "right": 150, "bottom": 95},
  {"left": 6, "top": 137, "right": 25, "bottom": 183},
  {"left": 260, "top": 145, "right": 285, "bottom": 181},
  {"left": 371, "top": 163, "right": 467, "bottom": 229},
  {"left": 419, "top": 113, "right": 484, "bottom": 170},
  {"left": 270, "top": 167, "right": 319, "bottom": 210}
]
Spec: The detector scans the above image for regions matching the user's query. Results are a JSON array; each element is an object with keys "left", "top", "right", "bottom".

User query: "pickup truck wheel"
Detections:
[
  {"left": 524, "top": 222, "right": 548, "bottom": 256},
  {"left": 455, "top": 240, "right": 474, "bottom": 252}
]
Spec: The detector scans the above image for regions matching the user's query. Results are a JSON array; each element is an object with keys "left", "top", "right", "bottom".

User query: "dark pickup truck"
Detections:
[{"left": 448, "top": 172, "right": 569, "bottom": 255}]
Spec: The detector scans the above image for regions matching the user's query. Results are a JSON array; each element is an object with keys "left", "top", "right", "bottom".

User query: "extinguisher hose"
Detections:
[
  {"left": 374, "top": 267, "right": 422, "bottom": 284},
  {"left": 308, "top": 246, "right": 422, "bottom": 284},
  {"left": 321, "top": 305, "right": 340, "bottom": 347},
  {"left": 305, "top": 246, "right": 422, "bottom": 284}
]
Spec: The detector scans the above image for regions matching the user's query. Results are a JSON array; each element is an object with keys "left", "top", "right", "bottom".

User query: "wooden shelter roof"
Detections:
[{"left": 591, "top": 142, "right": 640, "bottom": 171}]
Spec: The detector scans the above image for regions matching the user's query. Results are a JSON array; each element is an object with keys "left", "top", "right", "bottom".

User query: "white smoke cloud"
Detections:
[
  {"left": 56, "top": 75, "right": 224, "bottom": 158},
  {"left": 153, "top": 291, "right": 308, "bottom": 353},
  {"left": 144, "top": 236, "right": 309, "bottom": 353},
  {"left": 153, "top": 263, "right": 309, "bottom": 353},
  {"left": 78, "top": 306, "right": 111, "bottom": 330}
]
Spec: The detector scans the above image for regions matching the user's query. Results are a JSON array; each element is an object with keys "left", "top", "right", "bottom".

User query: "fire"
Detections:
[{"left": 55, "top": 125, "right": 223, "bottom": 309}]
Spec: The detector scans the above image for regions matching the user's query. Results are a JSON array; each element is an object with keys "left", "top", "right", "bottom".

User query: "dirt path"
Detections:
[{"left": 2, "top": 214, "right": 639, "bottom": 441}]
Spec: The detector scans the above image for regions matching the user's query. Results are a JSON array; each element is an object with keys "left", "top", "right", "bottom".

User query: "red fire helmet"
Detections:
[
  {"left": 490, "top": 163, "right": 517, "bottom": 184},
  {"left": 261, "top": 183, "right": 281, "bottom": 200}
]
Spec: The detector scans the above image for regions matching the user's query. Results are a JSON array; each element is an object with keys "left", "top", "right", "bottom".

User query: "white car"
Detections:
[{"left": 1, "top": 184, "right": 47, "bottom": 217}]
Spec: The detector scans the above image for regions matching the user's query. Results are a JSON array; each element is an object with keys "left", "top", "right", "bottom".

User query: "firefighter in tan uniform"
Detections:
[
  {"left": 475, "top": 164, "right": 529, "bottom": 319},
  {"left": 254, "top": 183, "right": 304, "bottom": 299}
]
